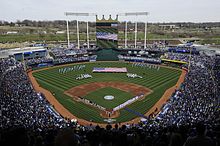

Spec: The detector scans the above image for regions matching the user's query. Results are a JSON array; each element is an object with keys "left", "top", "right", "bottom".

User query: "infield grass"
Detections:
[{"left": 84, "top": 87, "right": 134, "bottom": 109}]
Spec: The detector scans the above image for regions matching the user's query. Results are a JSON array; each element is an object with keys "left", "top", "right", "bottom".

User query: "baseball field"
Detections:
[{"left": 32, "top": 61, "right": 182, "bottom": 124}]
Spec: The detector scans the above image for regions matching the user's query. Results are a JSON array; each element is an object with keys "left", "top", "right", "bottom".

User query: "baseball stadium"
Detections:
[
  {"left": 25, "top": 13, "right": 186, "bottom": 125},
  {"left": 0, "top": 10, "right": 220, "bottom": 146}
]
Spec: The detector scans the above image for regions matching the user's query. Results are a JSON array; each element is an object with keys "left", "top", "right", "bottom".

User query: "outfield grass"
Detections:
[
  {"left": 33, "top": 62, "right": 181, "bottom": 123},
  {"left": 84, "top": 87, "right": 134, "bottom": 109}
]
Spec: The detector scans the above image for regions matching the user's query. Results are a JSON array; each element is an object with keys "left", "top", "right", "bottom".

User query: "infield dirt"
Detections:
[{"left": 65, "top": 81, "right": 151, "bottom": 99}]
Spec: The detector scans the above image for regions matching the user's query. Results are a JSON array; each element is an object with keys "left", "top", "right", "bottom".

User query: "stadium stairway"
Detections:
[{"left": 124, "top": 107, "right": 149, "bottom": 119}]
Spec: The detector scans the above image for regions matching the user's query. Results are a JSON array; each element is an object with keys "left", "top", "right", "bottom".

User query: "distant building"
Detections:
[
  {"left": 6, "top": 31, "right": 18, "bottom": 34},
  {"left": 159, "top": 25, "right": 180, "bottom": 32},
  {"left": 0, "top": 47, "right": 47, "bottom": 61},
  {"left": 159, "top": 25, "right": 176, "bottom": 29},
  {"left": 14, "top": 24, "right": 25, "bottom": 27},
  {"left": 56, "top": 31, "right": 65, "bottom": 34},
  {"left": 41, "top": 31, "right": 47, "bottom": 34}
]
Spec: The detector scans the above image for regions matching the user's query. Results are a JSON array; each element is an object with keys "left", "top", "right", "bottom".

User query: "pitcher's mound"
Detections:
[{"left": 104, "top": 95, "right": 114, "bottom": 100}]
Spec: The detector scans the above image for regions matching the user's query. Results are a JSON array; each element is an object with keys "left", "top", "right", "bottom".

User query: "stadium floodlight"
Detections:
[
  {"left": 118, "top": 12, "right": 149, "bottom": 16},
  {"left": 64, "top": 12, "right": 97, "bottom": 49},
  {"left": 65, "top": 12, "right": 96, "bottom": 16},
  {"left": 118, "top": 12, "right": 149, "bottom": 49}
]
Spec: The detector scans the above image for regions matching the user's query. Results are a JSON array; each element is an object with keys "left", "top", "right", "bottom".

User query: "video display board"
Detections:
[{"left": 96, "top": 15, "right": 118, "bottom": 48}]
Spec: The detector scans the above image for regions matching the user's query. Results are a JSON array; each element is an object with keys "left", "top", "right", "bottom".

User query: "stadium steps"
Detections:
[{"left": 124, "top": 107, "right": 149, "bottom": 119}]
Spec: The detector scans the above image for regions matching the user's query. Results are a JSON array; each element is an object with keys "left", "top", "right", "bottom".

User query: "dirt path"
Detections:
[
  {"left": 65, "top": 81, "right": 151, "bottom": 98},
  {"left": 28, "top": 62, "right": 186, "bottom": 127}
]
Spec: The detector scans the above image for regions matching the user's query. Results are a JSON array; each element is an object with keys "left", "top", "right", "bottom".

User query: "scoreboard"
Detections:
[{"left": 96, "top": 15, "right": 118, "bottom": 49}]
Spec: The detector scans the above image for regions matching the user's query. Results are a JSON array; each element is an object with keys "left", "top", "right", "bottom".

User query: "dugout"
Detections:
[{"left": 161, "top": 59, "right": 188, "bottom": 68}]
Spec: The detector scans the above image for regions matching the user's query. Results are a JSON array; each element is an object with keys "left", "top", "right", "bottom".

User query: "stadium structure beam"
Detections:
[
  {"left": 66, "top": 20, "right": 70, "bottom": 48},
  {"left": 118, "top": 12, "right": 149, "bottom": 49},
  {"left": 125, "top": 21, "right": 128, "bottom": 48},
  {"left": 65, "top": 12, "right": 96, "bottom": 16},
  {"left": 135, "top": 21, "right": 137, "bottom": 49},
  {"left": 86, "top": 21, "right": 89, "bottom": 49},
  {"left": 76, "top": 20, "right": 80, "bottom": 49},
  {"left": 144, "top": 22, "right": 147, "bottom": 49},
  {"left": 64, "top": 12, "right": 96, "bottom": 49},
  {"left": 118, "top": 12, "right": 149, "bottom": 16}
]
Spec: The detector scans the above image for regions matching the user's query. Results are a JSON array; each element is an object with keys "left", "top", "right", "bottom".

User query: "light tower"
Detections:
[
  {"left": 135, "top": 21, "right": 138, "bottom": 49},
  {"left": 125, "top": 21, "right": 128, "bottom": 48},
  {"left": 118, "top": 12, "right": 149, "bottom": 49},
  {"left": 86, "top": 21, "right": 89, "bottom": 49},
  {"left": 66, "top": 20, "right": 70, "bottom": 48},
  {"left": 144, "top": 21, "right": 148, "bottom": 49},
  {"left": 64, "top": 12, "right": 96, "bottom": 49}
]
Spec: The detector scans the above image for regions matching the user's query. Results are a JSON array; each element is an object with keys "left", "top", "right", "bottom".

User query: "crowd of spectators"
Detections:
[
  {"left": 157, "top": 54, "right": 218, "bottom": 125},
  {"left": 51, "top": 48, "right": 88, "bottom": 58},
  {"left": 147, "top": 41, "right": 167, "bottom": 50},
  {"left": 118, "top": 55, "right": 161, "bottom": 64},
  {"left": 25, "top": 57, "right": 54, "bottom": 66},
  {"left": 162, "top": 52, "right": 191, "bottom": 62},
  {"left": 54, "top": 56, "right": 97, "bottom": 65},
  {"left": 48, "top": 47, "right": 97, "bottom": 65},
  {"left": 167, "top": 46, "right": 198, "bottom": 54},
  {"left": 0, "top": 58, "right": 70, "bottom": 128},
  {"left": 23, "top": 51, "right": 97, "bottom": 67},
  {"left": 0, "top": 52, "right": 219, "bottom": 146}
]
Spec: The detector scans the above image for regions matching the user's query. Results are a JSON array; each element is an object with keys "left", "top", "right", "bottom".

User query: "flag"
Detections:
[
  {"left": 96, "top": 32, "right": 118, "bottom": 41},
  {"left": 93, "top": 67, "right": 127, "bottom": 73}
]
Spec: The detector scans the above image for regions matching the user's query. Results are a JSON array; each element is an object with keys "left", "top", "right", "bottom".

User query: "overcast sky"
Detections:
[{"left": 0, "top": 0, "right": 220, "bottom": 22}]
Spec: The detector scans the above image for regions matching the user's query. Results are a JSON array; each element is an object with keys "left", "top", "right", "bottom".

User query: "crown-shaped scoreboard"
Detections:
[
  {"left": 96, "top": 15, "right": 119, "bottom": 49},
  {"left": 96, "top": 15, "right": 118, "bottom": 23}
]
